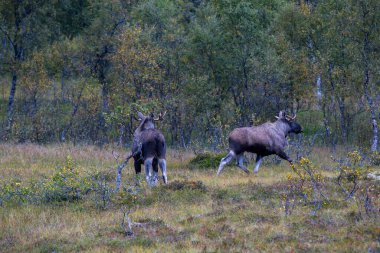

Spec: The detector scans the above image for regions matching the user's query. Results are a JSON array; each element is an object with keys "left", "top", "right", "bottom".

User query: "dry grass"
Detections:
[{"left": 0, "top": 144, "right": 379, "bottom": 252}]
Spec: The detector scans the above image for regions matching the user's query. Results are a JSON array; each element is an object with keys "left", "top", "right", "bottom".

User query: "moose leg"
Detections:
[
  {"left": 253, "top": 155, "right": 263, "bottom": 174},
  {"left": 277, "top": 151, "right": 293, "bottom": 164},
  {"left": 151, "top": 158, "right": 159, "bottom": 186},
  {"left": 144, "top": 158, "right": 154, "bottom": 186},
  {"left": 158, "top": 159, "right": 167, "bottom": 184},
  {"left": 236, "top": 154, "right": 249, "bottom": 174},
  {"left": 134, "top": 160, "right": 142, "bottom": 174},
  {"left": 217, "top": 150, "right": 235, "bottom": 176}
]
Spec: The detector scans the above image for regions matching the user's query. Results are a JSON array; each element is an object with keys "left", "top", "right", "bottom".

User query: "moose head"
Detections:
[
  {"left": 134, "top": 111, "right": 167, "bottom": 134},
  {"left": 275, "top": 111, "right": 303, "bottom": 135}
]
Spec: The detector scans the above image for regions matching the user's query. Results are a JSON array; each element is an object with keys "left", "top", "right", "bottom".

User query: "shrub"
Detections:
[
  {"left": 41, "top": 157, "right": 93, "bottom": 202},
  {"left": 281, "top": 157, "right": 328, "bottom": 216},
  {"left": 0, "top": 156, "right": 94, "bottom": 205},
  {"left": 369, "top": 151, "right": 380, "bottom": 166},
  {"left": 188, "top": 152, "right": 226, "bottom": 170},
  {"left": 0, "top": 179, "right": 34, "bottom": 205},
  {"left": 166, "top": 180, "right": 207, "bottom": 192},
  {"left": 89, "top": 169, "right": 115, "bottom": 209},
  {"left": 332, "top": 151, "right": 378, "bottom": 219}
]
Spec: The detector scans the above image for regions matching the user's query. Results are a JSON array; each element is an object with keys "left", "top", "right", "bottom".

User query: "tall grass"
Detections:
[{"left": 0, "top": 144, "right": 379, "bottom": 252}]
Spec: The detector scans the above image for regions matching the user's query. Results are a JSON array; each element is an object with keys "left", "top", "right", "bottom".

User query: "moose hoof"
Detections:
[
  {"left": 243, "top": 169, "right": 250, "bottom": 174},
  {"left": 150, "top": 177, "right": 158, "bottom": 187}
]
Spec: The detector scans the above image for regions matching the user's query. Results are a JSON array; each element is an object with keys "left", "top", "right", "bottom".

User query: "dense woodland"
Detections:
[{"left": 0, "top": 0, "right": 379, "bottom": 151}]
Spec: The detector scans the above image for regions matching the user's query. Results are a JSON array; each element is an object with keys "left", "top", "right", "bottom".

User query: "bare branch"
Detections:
[
  {"left": 0, "top": 26, "right": 15, "bottom": 49},
  {"left": 114, "top": 151, "right": 134, "bottom": 193},
  {"left": 121, "top": 207, "right": 133, "bottom": 236}
]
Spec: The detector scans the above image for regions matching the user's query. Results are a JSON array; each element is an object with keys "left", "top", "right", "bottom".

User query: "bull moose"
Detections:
[
  {"left": 132, "top": 111, "right": 167, "bottom": 186},
  {"left": 217, "top": 111, "right": 303, "bottom": 175}
]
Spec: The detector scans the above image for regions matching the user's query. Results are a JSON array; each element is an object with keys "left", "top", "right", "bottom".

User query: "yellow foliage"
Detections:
[
  {"left": 20, "top": 50, "right": 51, "bottom": 95},
  {"left": 299, "top": 1, "right": 311, "bottom": 16},
  {"left": 111, "top": 26, "right": 164, "bottom": 99}
]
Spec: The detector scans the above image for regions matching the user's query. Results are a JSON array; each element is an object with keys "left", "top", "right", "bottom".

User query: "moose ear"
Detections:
[{"left": 137, "top": 112, "right": 145, "bottom": 120}]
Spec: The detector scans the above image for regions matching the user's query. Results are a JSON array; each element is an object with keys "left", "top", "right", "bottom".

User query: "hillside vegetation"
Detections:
[{"left": 0, "top": 0, "right": 379, "bottom": 151}]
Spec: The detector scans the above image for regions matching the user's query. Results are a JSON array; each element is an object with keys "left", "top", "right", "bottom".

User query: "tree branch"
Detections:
[
  {"left": 0, "top": 26, "right": 15, "bottom": 48},
  {"left": 113, "top": 150, "right": 135, "bottom": 193}
]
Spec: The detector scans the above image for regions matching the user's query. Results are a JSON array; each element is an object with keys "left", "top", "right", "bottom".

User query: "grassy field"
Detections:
[{"left": 0, "top": 144, "right": 379, "bottom": 252}]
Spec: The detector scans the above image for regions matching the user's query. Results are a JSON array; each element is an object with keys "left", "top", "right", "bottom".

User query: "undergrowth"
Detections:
[
  {"left": 188, "top": 152, "right": 226, "bottom": 170},
  {"left": 0, "top": 146, "right": 379, "bottom": 253}
]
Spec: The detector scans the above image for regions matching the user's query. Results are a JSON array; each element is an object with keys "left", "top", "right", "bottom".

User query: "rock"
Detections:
[{"left": 367, "top": 172, "right": 380, "bottom": 180}]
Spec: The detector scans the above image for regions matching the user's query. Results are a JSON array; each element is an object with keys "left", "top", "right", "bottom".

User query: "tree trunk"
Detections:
[
  {"left": 119, "top": 124, "right": 125, "bottom": 146},
  {"left": 337, "top": 97, "right": 348, "bottom": 144},
  {"left": 60, "top": 82, "right": 85, "bottom": 142},
  {"left": 316, "top": 74, "right": 332, "bottom": 145},
  {"left": 316, "top": 74, "right": 322, "bottom": 105},
  {"left": 94, "top": 47, "right": 110, "bottom": 143},
  {"left": 6, "top": 72, "right": 17, "bottom": 132},
  {"left": 61, "top": 67, "right": 66, "bottom": 102},
  {"left": 362, "top": 28, "right": 378, "bottom": 152},
  {"left": 363, "top": 66, "right": 377, "bottom": 152}
]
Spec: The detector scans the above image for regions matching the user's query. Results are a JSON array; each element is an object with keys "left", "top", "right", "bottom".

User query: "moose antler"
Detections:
[
  {"left": 154, "top": 111, "right": 166, "bottom": 121},
  {"left": 286, "top": 114, "right": 297, "bottom": 121},
  {"left": 275, "top": 111, "right": 286, "bottom": 120},
  {"left": 275, "top": 111, "right": 296, "bottom": 121}
]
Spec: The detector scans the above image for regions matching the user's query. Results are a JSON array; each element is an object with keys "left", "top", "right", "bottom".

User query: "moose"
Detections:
[
  {"left": 131, "top": 111, "right": 167, "bottom": 186},
  {"left": 217, "top": 111, "right": 303, "bottom": 176}
]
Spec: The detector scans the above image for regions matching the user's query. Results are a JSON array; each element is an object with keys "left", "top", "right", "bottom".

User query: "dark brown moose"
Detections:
[
  {"left": 132, "top": 111, "right": 167, "bottom": 186},
  {"left": 217, "top": 111, "right": 303, "bottom": 175}
]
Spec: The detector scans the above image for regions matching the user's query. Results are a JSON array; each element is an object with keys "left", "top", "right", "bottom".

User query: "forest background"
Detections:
[{"left": 0, "top": 0, "right": 379, "bottom": 152}]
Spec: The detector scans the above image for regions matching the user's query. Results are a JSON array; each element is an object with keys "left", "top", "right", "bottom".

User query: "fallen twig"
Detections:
[{"left": 121, "top": 206, "right": 149, "bottom": 236}]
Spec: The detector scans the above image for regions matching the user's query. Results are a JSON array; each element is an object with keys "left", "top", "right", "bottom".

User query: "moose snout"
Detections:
[{"left": 296, "top": 126, "right": 303, "bottom": 134}]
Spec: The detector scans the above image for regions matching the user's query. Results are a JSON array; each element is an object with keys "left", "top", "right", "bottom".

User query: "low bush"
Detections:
[
  {"left": 0, "top": 156, "right": 94, "bottom": 205},
  {"left": 369, "top": 151, "right": 380, "bottom": 166},
  {"left": 166, "top": 180, "right": 208, "bottom": 192},
  {"left": 188, "top": 152, "right": 226, "bottom": 170},
  {"left": 281, "top": 151, "right": 379, "bottom": 220}
]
